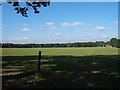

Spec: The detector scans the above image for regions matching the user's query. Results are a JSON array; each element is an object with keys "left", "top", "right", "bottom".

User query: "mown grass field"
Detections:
[{"left": 1, "top": 47, "right": 120, "bottom": 88}]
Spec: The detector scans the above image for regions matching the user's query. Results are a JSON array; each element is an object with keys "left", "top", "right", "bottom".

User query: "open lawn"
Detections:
[{"left": 1, "top": 47, "right": 120, "bottom": 88}]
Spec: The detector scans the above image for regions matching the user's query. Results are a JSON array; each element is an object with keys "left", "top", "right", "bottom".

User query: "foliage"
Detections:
[
  {"left": 6, "top": 0, "right": 50, "bottom": 17},
  {"left": 109, "top": 38, "right": 120, "bottom": 48},
  {"left": 1, "top": 41, "right": 109, "bottom": 48}
]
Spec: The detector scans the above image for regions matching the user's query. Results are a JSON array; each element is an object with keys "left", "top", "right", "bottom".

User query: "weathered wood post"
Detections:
[{"left": 38, "top": 51, "right": 41, "bottom": 72}]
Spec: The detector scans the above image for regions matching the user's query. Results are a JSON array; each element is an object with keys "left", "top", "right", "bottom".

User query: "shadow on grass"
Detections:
[{"left": 2, "top": 55, "right": 120, "bottom": 88}]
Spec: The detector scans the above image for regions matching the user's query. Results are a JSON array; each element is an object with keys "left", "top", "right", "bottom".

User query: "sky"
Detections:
[{"left": 1, "top": 2, "right": 119, "bottom": 44}]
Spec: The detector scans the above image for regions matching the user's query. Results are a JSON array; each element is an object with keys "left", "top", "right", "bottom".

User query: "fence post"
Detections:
[{"left": 38, "top": 51, "right": 41, "bottom": 72}]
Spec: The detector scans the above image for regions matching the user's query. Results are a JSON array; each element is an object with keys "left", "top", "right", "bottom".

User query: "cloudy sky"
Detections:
[{"left": 2, "top": 2, "right": 118, "bottom": 44}]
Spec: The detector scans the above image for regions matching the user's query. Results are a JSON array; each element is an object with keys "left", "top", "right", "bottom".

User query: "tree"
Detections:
[
  {"left": 109, "top": 38, "right": 118, "bottom": 47},
  {"left": 6, "top": 0, "right": 50, "bottom": 17},
  {"left": 118, "top": 39, "right": 120, "bottom": 48}
]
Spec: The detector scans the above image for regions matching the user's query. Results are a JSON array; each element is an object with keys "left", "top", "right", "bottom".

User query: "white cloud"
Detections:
[
  {"left": 95, "top": 27, "right": 105, "bottom": 30},
  {"left": 101, "top": 35, "right": 108, "bottom": 38},
  {"left": 46, "top": 22, "right": 54, "bottom": 26},
  {"left": 49, "top": 26, "right": 57, "bottom": 30},
  {"left": 3, "top": 35, "right": 111, "bottom": 44},
  {"left": 61, "top": 22, "right": 70, "bottom": 26},
  {"left": 9, "top": 37, "right": 29, "bottom": 41},
  {"left": 71, "top": 22, "right": 85, "bottom": 26},
  {"left": 55, "top": 32, "right": 62, "bottom": 36},
  {"left": 21, "top": 28, "right": 31, "bottom": 31},
  {"left": 61, "top": 22, "right": 92, "bottom": 27}
]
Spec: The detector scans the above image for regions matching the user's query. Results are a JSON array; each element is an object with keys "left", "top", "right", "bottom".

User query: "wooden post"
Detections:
[{"left": 38, "top": 51, "right": 41, "bottom": 72}]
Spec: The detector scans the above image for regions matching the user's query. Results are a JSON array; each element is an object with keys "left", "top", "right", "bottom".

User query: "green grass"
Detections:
[
  {"left": 2, "top": 47, "right": 120, "bottom": 88},
  {"left": 2, "top": 47, "right": 118, "bottom": 56}
]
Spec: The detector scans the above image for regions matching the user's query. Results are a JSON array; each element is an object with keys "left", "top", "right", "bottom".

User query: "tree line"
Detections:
[{"left": 1, "top": 38, "right": 120, "bottom": 48}]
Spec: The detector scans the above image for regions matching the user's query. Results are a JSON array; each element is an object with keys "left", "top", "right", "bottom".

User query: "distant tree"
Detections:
[
  {"left": 1, "top": 40, "right": 112, "bottom": 48},
  {"left": 109, "top": 38, "right": 118, "bottom": 47},
  {"left": 6, "top": 0, "right": 50, "bottom": 17},
  {"left": 118, "top": 39, "right": 120, "bottom": 48}
]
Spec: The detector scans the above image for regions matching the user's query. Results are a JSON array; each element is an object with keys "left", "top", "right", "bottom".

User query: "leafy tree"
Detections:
[
  {"left": 118, "top": 39, "right": 120, "bottom": 48},
  {"left": 109, "top": 38, "right": 118, "bottom": 47},
  {"left": 6, "top": 0, "right": 50, "bottom": 17}
]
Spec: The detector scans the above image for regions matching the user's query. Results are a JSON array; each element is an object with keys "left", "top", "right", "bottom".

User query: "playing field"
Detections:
[
  {"left": 2, "top": 47, "right": 119, "bottom": 56},
  {"left": 2, "top": 47, "right": 120, "bottom": 88}
]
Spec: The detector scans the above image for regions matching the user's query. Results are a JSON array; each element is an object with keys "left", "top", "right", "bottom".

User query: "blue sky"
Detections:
[{"left": 2, "top": 2, "right": 118, "bottom": 44}]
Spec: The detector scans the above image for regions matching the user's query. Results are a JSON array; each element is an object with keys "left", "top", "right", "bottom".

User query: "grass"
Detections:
[
  {"left": 2, "top": 47, "right": 118, "bottom": 56},
  {"left": 1, "top": 47, "right": 120, "bottom": 88}
]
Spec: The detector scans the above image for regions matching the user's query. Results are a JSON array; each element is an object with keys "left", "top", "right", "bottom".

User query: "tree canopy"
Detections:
[
  {"left": 6, "top": 0, "right": 50, "bottom": 17},
  {"left": 109, "top": 38, "right": 120, "bottom": 48},
  {"left": 1, "top": 41, "right": 109, "bottom": 48}
]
